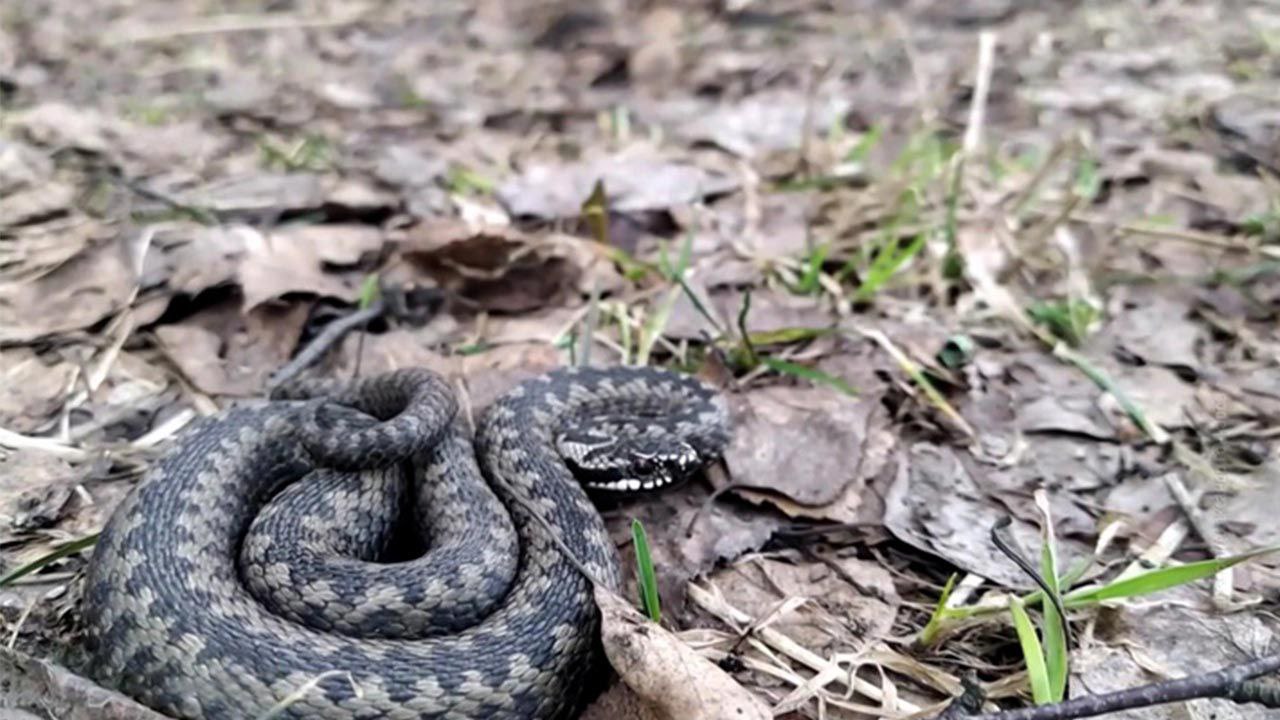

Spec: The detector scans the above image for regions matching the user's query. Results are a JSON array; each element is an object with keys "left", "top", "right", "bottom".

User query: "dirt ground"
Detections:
[{"left": 2, "top": 1, "right": 1280, "bottom": 718}]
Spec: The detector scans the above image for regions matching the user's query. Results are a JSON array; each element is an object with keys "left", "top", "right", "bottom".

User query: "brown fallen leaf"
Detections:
[
  {"left": 329, "top": 329, "right": 566, "bottom": 414},
  {"left": 722, "top": 386, "right": 882, "bottom": 517},
  {"left": 0, "top": 451, "right": 82, "bottom": 542},
  {"left": 398, "top": 220, "right": 587, "bottom": 314},
  {"left": 0, "top": 235, "right": 139, "bottom": 344},
  {"left": 1075, "top": 584, "right": 1277, "bottom": 720},
  {"left": 8, "top": 102, "right": 120, "bottom": 157},
  {"left": 155, "top": 300, "right": 310, "bottom": 397},
  {"left": 705, "top": 555, "right": 900, "bottom": 657},
  {"left": 595, "top": 588, "right": 772, "bottom": 720},
  {"left": 0, "top": 348, "right": 75, "bottom": 433},
  {"left": 142, "top": 224, "right": 249, "bottom": 297},
  {"left": 1094, "top": 291, "right": 1202, "bottom": 375},
  {"left": 1, "top": 216, "right": 107, "bottom": 285},
  {"left": 495, "top": 154, "right": 738, "bottom": 220},
  {"left": 883, "top": 443, "right": 1045, "bottom": 588},
  {"left": 0, "top": 139, "right": 54, "bottom": 195},
  {"left": 605, "top": 473, "right": 780, "bottom": 622},
  {"left": 0, "top": 182, "right": 74, "bottom": 228},
  {"left": 671, "top": 89, "right": 850, "bottom": 161},
  {"left": 237, "top": 224, "right": 383, "bottom": 311},
  {"left": 179, "top": 172, "right": 327, "bottom": 218},
  {"left": 580, "top": 683, "right": 664, "bottom": 720},
  {"left": 628, "top": 7, "right": 684, "bottom": 93}
]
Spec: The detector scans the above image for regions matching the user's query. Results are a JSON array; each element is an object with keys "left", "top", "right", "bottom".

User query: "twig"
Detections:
[
  {"left": 104, "top": 6, "right": 370, "bottom": 46},
  {"left": 265, "top": 299, "right": 387, "bottom": 394},
  {"left": 951, "top": 652, "right": 1280, "bottom": 720},
  {"left": 963, "top": 32, "right": 998, "bottom": 155},
  {"left": 101, "top": 170, "right": 219, "bottom": 225}
]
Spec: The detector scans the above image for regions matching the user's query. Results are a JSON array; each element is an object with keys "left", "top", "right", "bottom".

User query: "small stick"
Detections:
[
  {"left": 265, "top": 299, "right": 387, "bottom": 394},
  {"left": 963, "top": 32, "right": 998, "bottom": 154},
  {"left": 952, "top": 652, "right": 1280, "bottom": 720}
]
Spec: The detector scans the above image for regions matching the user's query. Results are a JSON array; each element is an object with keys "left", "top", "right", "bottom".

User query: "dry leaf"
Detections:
[
  {"left": 0, "top": 348, "right": 75, "bottom": 432},
  {"left": 883, "top": 443, "right": 1044, "bottom": 587},
  {"left": 496, "top": 155, "right": 738, "bottom": 220},
  {"left": 0, "top": 236, "right": 138, "bottom": 344},
  {"left": 399, "top": 220, "right": 584, "bottom": 313},
  {"left": 237, "top": 224, "right": 382, "bottom": 310},
  {"left": 595, "top": 588, "right": 772, "bottom": 720},
  {"left": 672, "top": 90, "right": 850, "bottom": 160},
  {"left": 706, "top": 555, "right": 899, "bottom": 656},
  {"left": 723, "top": 386, "right": 879, "bottom": 511},
  {"left": 155, "top": 301, "right": 310, "bottom": 396}
]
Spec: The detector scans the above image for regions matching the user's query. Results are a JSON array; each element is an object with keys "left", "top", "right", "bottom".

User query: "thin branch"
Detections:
[
  {"left": 941, "top": 653, "right": 1280, "bottom": 720},
  {"left": 265, "top": 299, "right": 387, "bottom": 394}
]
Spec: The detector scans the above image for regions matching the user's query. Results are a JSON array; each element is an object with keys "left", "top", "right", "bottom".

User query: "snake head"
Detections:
[{"left": 557, "top": 429, "right": 703, "bottom": 494}]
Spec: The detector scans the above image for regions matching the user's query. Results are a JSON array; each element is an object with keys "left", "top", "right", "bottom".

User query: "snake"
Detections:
[{"left": 79, "top": 364, "right": 731, "bottom": 719}]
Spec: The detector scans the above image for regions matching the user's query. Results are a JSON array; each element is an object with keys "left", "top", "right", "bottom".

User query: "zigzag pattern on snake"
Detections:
[{"left": 80, "top": 365, "right": 730, "bottom": 719}]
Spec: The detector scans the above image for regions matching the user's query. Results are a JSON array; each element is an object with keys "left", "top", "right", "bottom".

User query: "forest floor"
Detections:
[{"left": 2, "top": 1, "right": 1280, "bottom": 718}]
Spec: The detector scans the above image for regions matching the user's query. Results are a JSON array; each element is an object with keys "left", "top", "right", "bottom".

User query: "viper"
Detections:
[{"left": 81, "top": 365, "right": 730, "bottom": 719}]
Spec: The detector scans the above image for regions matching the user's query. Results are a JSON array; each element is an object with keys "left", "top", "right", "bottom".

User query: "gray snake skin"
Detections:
[{"left": 80, "top": 365, "right": 730, "bottom": 719}]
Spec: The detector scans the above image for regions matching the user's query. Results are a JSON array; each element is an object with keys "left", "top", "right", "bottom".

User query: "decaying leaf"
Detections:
[
  {"left": 179, "top": 172, "right": 327, "bottom": 218},
  {"left": 883, "top": 443, "right": 1046, "bottom": 587},
  {"left": 237, "top": 224, "right": 384, "bottom": 310},
  {"left": 580, "top": 684, "right": 663, "bottom": 720},
  {"left": 609, "top": 477, "right": 781, "bottom": 621},
  {"left": 155, "top": 301, "right": 310, "bottom": 397},
  {"left": 0, "top": 140, "right": 54, "bottom": 195},
  {"left": 671, "top": 90, "right": 851, "bottom": 161},
  {"left": 496, "top": 154, "right": 738, "bottom": 220},
  {"left": 595, "top": 588, "right": 771, "bottom": 720},
  {"left": 722, "top": 386, "right": 880, "bottom": 514},
  {"left": 0, "top": 348, "right": 76, "bottom": 432},
  {"left": 0, "top": 450, "right": 82, "bottom": 541},
  {"left": 398, "top": 220, "right": 589, "bottom": 313},
  {"left": 142, "top": 224, "right": 249, "bottom": 298},
  {"left": 0, "top": 235, "right": 139, "bottom": 344},
  {"left": 704, "top": 555, "right": 900, "bottom": 656}
]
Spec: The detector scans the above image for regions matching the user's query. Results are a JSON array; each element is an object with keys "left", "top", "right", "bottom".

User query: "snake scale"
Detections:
[{"left": 80, "top": 365, "right": 731, "bottom": 719}]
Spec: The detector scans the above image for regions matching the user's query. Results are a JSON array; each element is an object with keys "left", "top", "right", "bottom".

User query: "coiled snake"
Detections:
[{"left": 80, "top": 365, "right": 730, "bottom": 719}]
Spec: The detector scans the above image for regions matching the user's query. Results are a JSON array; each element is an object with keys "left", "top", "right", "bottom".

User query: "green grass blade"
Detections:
[
  {"left": 1009, "top": 596, "right": 1053, "bottom": 705},
  {"left": 636, "top": 284, "right": 681, "bottom": 367},
  {"left": 854, "top": 233, "right": 925, "bottom": 301},
  {"left": 581, "top": 180, "right": 610, "bottom": 246},
  {"left": 1037, "top": 510, "right": 1068, "bottom": 701},
  {"left": 1064, "top": 544, "right": 1280, "bottom": 607},
  {"left": 631, "top": 519, "right": 661, "bottom": 623},
  {"left": 760, "top": 357, "right": 857, "bottom": 395},
  {"left": 745, "top": 327, "right": 833, "bottom": 347},
  {"left": 611, "top": 303, "right": 634, "bottom": 363},
  {"left": 920, "top": 573, "right": 960, "bottom": 646},
  {"left": 0, "top": 533, "right": 100, "bottom": 587},
  {"left": 356, "top": 274, "right": 381, "bottom": 310},
  {"left": 844, "top": 123, "right": 884, "bottom": 164},
  {"left": 795, "top": 243, "right": 830, "bottom": 295}
]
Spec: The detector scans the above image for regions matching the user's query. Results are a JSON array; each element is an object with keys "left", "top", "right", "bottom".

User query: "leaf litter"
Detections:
[{"left": 2, "top": 1, "right": 1280, "bottom": 719}]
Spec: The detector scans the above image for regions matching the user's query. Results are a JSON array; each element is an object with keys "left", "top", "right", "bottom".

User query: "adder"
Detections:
[{"left": 80, "top": 364, "right": 731, "bottom": 719}]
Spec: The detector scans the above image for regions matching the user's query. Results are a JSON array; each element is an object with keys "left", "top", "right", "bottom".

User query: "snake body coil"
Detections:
[{"left": 81, "top": 366, "right": 730, "bottom": 719}]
